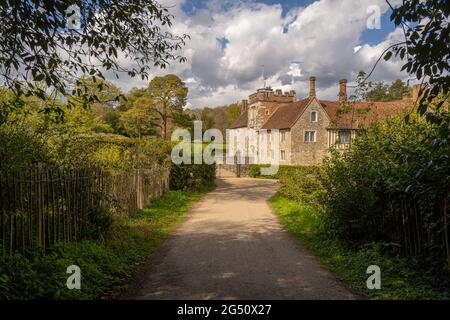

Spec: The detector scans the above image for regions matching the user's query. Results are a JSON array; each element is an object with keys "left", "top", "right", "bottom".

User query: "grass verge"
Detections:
[
  {"left": 0, "top": 190, "right": 207, "bottom": 300},
  {"left": 269, "top": 194, "right": 450, "bottom": 300}
]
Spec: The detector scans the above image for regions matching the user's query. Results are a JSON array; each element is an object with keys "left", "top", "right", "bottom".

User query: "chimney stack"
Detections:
[
  {"left": 339, "top": 79, "right": 347, "bottom": 102},
  {"left": 241, "top": 99, "right": 248, "bottom": 112},
  {"left": 309, "top": 76, "right": 316, "bottom": 98}
]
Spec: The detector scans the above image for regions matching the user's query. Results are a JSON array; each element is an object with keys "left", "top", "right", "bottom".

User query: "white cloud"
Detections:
[{"left": 107, "top": 0, "right": 410, "bottom": 106}]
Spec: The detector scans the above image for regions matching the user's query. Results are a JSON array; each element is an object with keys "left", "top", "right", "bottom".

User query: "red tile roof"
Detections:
[
  {"left": 229, "top": 96, "right": 411, "bottom": 130},
  {"left": 320, "top": 99, "right": 411, "bottom": 129},
  {"left": 261, "top": 99, "right": 311, "bottom": 129},
  {"left": 228, "top": 110, "right": 248, "bottom": 129}
]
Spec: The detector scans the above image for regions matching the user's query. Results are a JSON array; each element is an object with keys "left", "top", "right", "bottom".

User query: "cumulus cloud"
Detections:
[{"left": 107, "top": 0, "right": 410, "bottom": 107}]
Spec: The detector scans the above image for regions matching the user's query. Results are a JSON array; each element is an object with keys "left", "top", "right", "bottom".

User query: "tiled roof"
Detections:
[
  {"left": 228, "top": 96, "right": 411, "bottom": 130},
  {"left": 320, "top": 99, "right": 411, "bottom": 129},
  {"left": 228, "top": 110, "right": 248, "bottom": 129},
  {"left": 260, "top": 99, "right": 311, "bottom": 129}
]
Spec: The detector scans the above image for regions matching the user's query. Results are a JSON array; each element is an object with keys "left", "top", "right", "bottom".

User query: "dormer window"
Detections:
[{"left": 311, "top": 111, "right": 318, "bottom": 122}]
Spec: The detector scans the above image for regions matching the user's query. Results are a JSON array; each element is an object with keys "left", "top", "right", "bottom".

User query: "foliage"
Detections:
[
  {"left": 249, "top": 165, "right": 321, "bottom": 205},
  {"left": 367, "top": 79, "right": 410, "bottom": 102},
  {"left": 0, "top": 190, "right": 205, "bottom": 299},
  {"left": 49, "top": 135, "right": 171, "bottom": 172},
  {"left": 270, "top": 195, "right": 450, "bottom": 299},
  {"left": 186, "top": 102, "right": 244, "bottom": 135},
  {"left": 319, "top": 114, "right": 450, "bottom": 276},
  {"left": 386, "top": 0, "right": 449, "bottom": 114},
  {"left": 225, "top": 103, "right": 242, "bottom": 127},
  {"left": 0, "top": 125, "right": 52, "bottom": 174},
  {"left": 147, "top": 74, "right": 188, "bottom": 140},
  {"left": 0, "top": 0, "right": 188, "bottom": 123},
  {"left": 170, "top": 163, "right": 216, "bottom": 191},
  {"left": 58, "top": 105, "right": 114, "bottom": 134},
  {"left": 119, "top": 97, "right": 155, "bottom": 138}
]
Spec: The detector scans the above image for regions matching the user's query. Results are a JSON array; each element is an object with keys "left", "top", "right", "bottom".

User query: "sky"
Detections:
[{"left": 108, "top": 0, "right": 410, "bottom": 108}]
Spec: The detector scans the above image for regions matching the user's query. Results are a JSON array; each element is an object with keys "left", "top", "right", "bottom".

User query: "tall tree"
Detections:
[
  {"left": 147, "top": 74, "right": 188, "bottom": 140},
  {"left": 0, "top": 0, "right": 188, "bottom": 124}
]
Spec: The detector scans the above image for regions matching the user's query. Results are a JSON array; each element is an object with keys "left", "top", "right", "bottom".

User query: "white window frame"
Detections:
[
  {"left": 310, "top": 111, "right": 318, "bottom": 123},
  {"left": 281, "top": 150, "right": 286, "bottom": 160},
  {"left": 304, "top": 130, "right": 316, "bottom": 143},
  {"left": 280, "top": 130, "right": 286, "bottom": 142}
]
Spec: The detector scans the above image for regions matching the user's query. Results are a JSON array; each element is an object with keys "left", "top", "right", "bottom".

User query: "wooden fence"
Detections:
[{"left": 0, "top": 165, "right": 170, "bottom": 253}]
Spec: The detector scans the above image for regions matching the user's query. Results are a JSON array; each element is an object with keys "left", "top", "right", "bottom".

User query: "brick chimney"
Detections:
[
  {"left": 339, "top": 79, "right": 347, "bottom": 102},
  {"left": 241, "top": 99, "right": 248, "bottom": 112},
  {"left": 309, "top": 76, "right": 316, "bottom": 98}
]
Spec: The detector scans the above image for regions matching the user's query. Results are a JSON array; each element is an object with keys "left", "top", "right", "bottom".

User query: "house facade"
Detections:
[{"left": 228, "top": 76, "right": 412, "bottom": 166}]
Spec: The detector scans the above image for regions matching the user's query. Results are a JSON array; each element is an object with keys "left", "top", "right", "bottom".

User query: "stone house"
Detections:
[{"left": 228, "top": 77, "right": 413, "bottom": 166}]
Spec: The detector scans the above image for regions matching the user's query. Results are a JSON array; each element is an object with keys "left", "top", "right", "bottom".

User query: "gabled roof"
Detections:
[
  {"left": 261, "top": 99, "right": 310, "bottom": 129},
  {"left": 229, "top": 110, "right": 248, "bottom": 129}
]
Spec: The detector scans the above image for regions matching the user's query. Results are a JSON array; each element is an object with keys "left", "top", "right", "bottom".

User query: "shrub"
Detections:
[
  {"left": 48, "top": 134, "right": 171, "bottom": 172},
  {"left": 170, "top": 163, "right": 216, "bottom": 191},
  {"left": 249, "top": 165, "right": 321, "bottom": 205},
  {"left": 319, "top": 114, "right": 450, "bottom": 277}
]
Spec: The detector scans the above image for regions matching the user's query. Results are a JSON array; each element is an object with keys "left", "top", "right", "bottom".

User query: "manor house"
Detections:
[{"left": 228, "top": 77, "right": 415, "bottom": 165}]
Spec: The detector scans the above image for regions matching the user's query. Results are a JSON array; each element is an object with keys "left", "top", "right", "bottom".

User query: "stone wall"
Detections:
[{"left": 290, "top": 98, "right": 330, "bottom": 165}]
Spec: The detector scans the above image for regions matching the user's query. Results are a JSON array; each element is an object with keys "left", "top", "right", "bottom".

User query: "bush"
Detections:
[
  {"left": 170, "top": 163, "right": 216, "bottom": 191},
  {"left": 0, "top": 190, "right": 205, "bottom": 299},
  {"left": 48, "top": 134, "right": 171, "bottom": 172},
  {"left": 319, "top": 114, "right": 450, "bottom": 277},
  {"left": 270, "top": 195, "right": 450, "bottom": 299},
  {"left": 249, "top": 165, "right": 321, "bottom": 205}
]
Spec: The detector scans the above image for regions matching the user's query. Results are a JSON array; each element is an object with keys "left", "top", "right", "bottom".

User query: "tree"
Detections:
[
  {"left": 120, "top": 97, "right": 155, "bottom": 138},
  {"left": 120, "top": 88, "right": 149, "bottom": 112},
  {"left": 147, "top": 74, "right": 188, "bottom": 140},
  {"left": 388, "top": 79, "right": 409, "bottom": 100},
  {"left": 367, "top": 82, "right": 390, "bottom": 102},
  {"left": 62, "top": 105, "right": 114, "bottom": 134},
  {"left": 385, "top": 0, "right": 449, "bottom": 114},
  {"left": 0, "top": 0, "right": 188, "bottom": 124},
  {"left": 367, "top": 79, "right": 410, "bottom": 102},
  {"left": 225, "top": 103, "right": 241, "bottom": 126},
  {"left": 200, "top": 108, "right": 215, "bottom": 132}
]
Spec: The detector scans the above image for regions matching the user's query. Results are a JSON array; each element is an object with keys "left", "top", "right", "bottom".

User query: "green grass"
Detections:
[
  {"left": 270, "top": 194, "right": 450, "bottom": 300},
  {"left": 0, "top": 190, "right": 207, "bottom": 300}
]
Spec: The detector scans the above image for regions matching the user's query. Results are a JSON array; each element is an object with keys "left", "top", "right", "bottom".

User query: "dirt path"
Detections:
[{"left": 124, "top": 177, "right": 355, "bottom": 300}]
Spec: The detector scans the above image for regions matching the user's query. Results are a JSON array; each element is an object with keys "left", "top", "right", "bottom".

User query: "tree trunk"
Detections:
[{"left": 162, "top": 104, "right": 167, "bottom": 140}]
